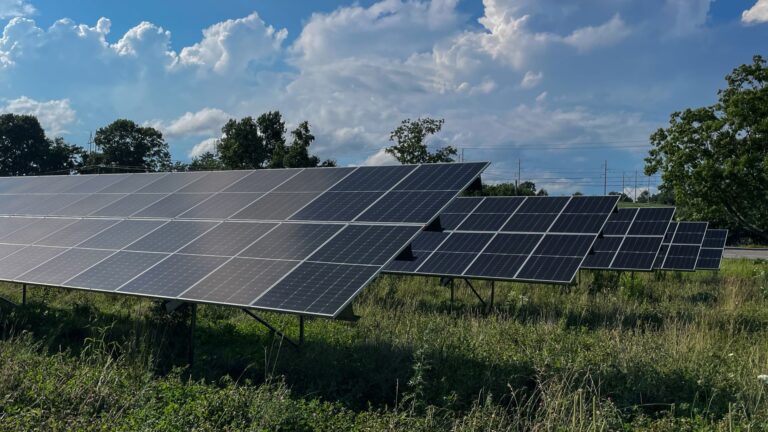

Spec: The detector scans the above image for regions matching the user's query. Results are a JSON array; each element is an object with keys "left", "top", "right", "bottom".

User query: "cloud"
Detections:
[
  {"left": 663, "top": 0, "right": 712, "bottom": 36},
  {"left": 188, "top": 137, "right": 218, "bottom": 158},
  {"left": 177, "top": 12, "right": 287, "bottom": 74},
  {"left": 362, "top": 149, "right": 399, "bottom": 166},
  {"left": 0, "top": 0, "right": 34, "bottom": 19},
  {"left": 563, "top": 14, "right": 630, "bottom": 52},
  {"left": 520, "top": 71, "right": 542, "bottom": 89},
  {"left": 1, "top": 96, "right": 76, "bottom": 136},
  {"left": 742, "top": 0, "right": 768, "bottom": 24},
  {"left": 151, "top": 108, "right": 231, "bottom": 139}
]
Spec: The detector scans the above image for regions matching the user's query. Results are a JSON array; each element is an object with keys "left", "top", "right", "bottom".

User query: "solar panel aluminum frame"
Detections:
[{"left": 385, "top": 195, "right": 619, "bottom": 285}]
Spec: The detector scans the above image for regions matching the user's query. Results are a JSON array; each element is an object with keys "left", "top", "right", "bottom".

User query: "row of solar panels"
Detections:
[
  {"left": 384, "top": 198, "right": 727, "bottom": 283},
  {"left": 0, "top": 164, "right": 487, "bottom": 318}
]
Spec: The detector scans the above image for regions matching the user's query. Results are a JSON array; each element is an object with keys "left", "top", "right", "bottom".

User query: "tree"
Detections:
[
  {"left": 645, "top": 55, "right": 768, "bottom": 241},
  {"left": 284, "top": 121, "right": 321, "bottom": 168},
  {"left": 385, "top": 118, "right": 457, "bottom": 164},
  {"left": 94, "top": 119, "right": 170, "bottom": 172},
  {"left": 189, "top": 152, "right": 225, "bottom": 171},
  {"left": 217, "top": 117, "right": 264, "bottom": 169},
  {"left": 608, "top": 191, "right": 633, "bottom": 203},
  {"left": 0, "top": 114, "right": 82, "bottom": 176},
  {"left": 482, "top": 180, "right": 540, "bottom": 196},
  {"left": 257, "top": 111, "right": 287, "bottom": 169}
]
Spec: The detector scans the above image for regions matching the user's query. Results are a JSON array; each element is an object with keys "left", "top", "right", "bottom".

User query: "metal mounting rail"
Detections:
[{"left": 241, "top": 309, "right": 302, "bottom": 349}]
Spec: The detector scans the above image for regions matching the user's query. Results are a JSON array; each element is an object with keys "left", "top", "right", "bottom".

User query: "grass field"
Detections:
[{"left": 1, "top": 259, "right": 768, "bottom": 430}]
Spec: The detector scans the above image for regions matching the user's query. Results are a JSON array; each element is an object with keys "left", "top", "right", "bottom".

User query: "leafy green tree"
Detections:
[
  {"left": 189, "top": 151, "right": 225, "bottom": 171},
  {"left": 217, "top": 117, "right": 264, "bottom": 169},
  {"left": 482, "top": 180, "right": 540, "bottom": 196},
  {"left": 94, "top": 119, "right": 170, "bottom": 172},
  {"left": 0, "top": 114, "right": 82, "bottom": 175},
  {"left": 284, "top": 121, "right": 321, "bottom": 168},
  {"left": 645, "top": 55, "right": 768, "bottom": 240},
  {"left": 257, "top": 111, "right": 287, "bottom": 169},
  {"left": 385, "top": 118, "right": 457, "bottom": 164}
]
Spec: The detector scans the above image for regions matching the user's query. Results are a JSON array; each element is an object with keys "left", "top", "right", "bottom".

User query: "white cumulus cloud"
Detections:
[
  {"left": 151, "top": 108, "right": 231, "bottom": 139},
  {"left": 188, "top": 137, "right": 219, "bottom": 158},
  {"left": 743, "top": 0, "right": 768, "bottom": 24},
  {"left": 0, "top": 0, "right": 34, "bottom": 19},
  {"left": 1, "top": 96, "right": 76, "bottom": 136},
  {"left": 563, "top": 14, "right": 630, "bottom": 52},
  {"left": 520, "top": 71, "right": 543, "bottom": 89}
]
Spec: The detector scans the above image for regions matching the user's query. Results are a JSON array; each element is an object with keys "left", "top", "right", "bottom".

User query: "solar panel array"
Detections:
[
  {"left": 385, "top": 195, "right": 619, "bottom": 284},
  {"left": 0, "top": 163, "right": 487, "bottom": 318},
  {"left": 581, "top": 207, "right": 675, "bottom": 271},
  {"left": 696, "top": 229, "right": 728, "bottom": 270},
  {"left": 653, "top": 221, "right": 709, "bottom": 271}
]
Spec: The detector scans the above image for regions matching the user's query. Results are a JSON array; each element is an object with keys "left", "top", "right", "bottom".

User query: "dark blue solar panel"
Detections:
[
  {"left": 274, "top": 167, "right": 355, "bottom": 192},
  {"left": 482, "top": 233, "right": 542, "bottom": 255},
  {"left": 356, "top": 191, "right": 456, "bottom": 223},
  {"left": 634, "top": 207, "right": 675, "bottom": 221},
  {"left": 308, "top": 225, "right": 420, "bottom": 265},
  {"left": 417, "top": 251, "right": 476, "bottom": 276},
  {"left": 132, "top": 193, "right": 211, "bottom": 218},
  {"left": 290, "top": 192, "right": 381, "bottom": 221},
  {"left": 253, "top": 262, "right": 379, "bottom": 316},
  {"left": 77, "top": 219, "right": 165, "bottom": 250},
  {"left": 384, "top": 253, "right": 431, "bottom": 273},
  {"left": 549, "top": 213, "right": 607, "bottom": 234},
  {"left": 118, "top": 254, "right": 227, "bottom": 298},
  {"left": 98, "top": 173, "right": 168, "bottom": 193},
  {"left": 136, "top": 172, "right": 208, "bottom": 193},
  {"left": 582, "top": 251, "right": 616, "bottom": 268},
  {"left": 628, "top": 221, "right": 672, "bottom": 236},
  {"left": 178, "top": 171, "right": 251, "bottom": 193},
  {"left": 437, "top": 232, "right": 493, "bottom": 253},
  {"left": 409, "top": 231, "right": 449, "bottom": 251},
  {"left": 124, "top": 221, "right": 217, "bottom": 253},
  {"left": 464, "top": 253, "right": 527, "bottom": 279},
  {"left": 91, "top": 194, "right": 167, "bottom": 217},
  {"left": 230, "top": 192, "right": 320, "bottom": 220},
  {"left": 54, "top": 194, "right": 127, "bottom": 217},
  {"left": 179, "top": 222, "right": 278, "bottom": 257},
  {"left": 178, "top": 193, "right": 263, "bottom": 219},
  {"left": 516, "top": 197, "right": 570, "bottom": 213},
  {"left": 533, "top": 234, "right": 595, "bottom": 257},
  {"left": 239, "top": 223, "right": 343, "bottom": 260},
  {"left": 474, "top": 197, "right": 525, "bottom": 213},
  {"left": 618, "top": 236, "right": 663, "bottom": 253},
  {"left": 611, "top": 252, "right": 658, "bottom": 270},
  {"left": 696, "top": 248, "right": 723, "bottom": 270},
  {"left": 330, "top": 165, "right": 417, "bottom": 191},
  {"left": 608, "top": 208, "right": 638, "bottom": 222},
  {"left": 562, "top": 196, "right": 618, "bottom": 214},
  {"left": 457, "top": 213, "right": 510, "bottom": 231},
  {"left": 662, "top": 244, "right": 701, "bottom": 271},
  {"left": 443, "top": 197, "right": 482, "bottom": 213},
  {"left": 439, "top": 213, "right": 468, "bottom": 230},
  {"left": 602, "top": 221, "right": 632, "bottom": 236},
  {"left": 501, "top": 213, "right": 558, "bottom": 232},
  {"left": 223, "top": 169, "right": 300, "bottom": 192},
  {"left": 516, "top": 255, "right": 582, "bottom": 283},
  {"left": 702, "top": 229, "right": 728, "bottom": 249},
  {"left": 17, "top": 248, "right": 113, "bottom": 286},
  {"left": 393, "top": 163, "right": 486, "bottom": 191}
]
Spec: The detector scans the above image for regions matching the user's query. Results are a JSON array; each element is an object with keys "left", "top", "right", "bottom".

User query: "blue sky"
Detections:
[{"left": 0, "top": 0, "right": 766, "bottom": 195}]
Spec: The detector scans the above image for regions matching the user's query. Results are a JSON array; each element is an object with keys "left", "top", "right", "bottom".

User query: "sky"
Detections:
[{"left": 0, "top": 0, "right": 766, "bottom": 195}]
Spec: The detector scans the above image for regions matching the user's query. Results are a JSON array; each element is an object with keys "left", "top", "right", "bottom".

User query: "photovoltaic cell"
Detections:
[
  {"left": 474, "top": 197, "right": 525, "bottom": 213},
  {"left": 482, "top": 233, "right": 542, "bottom": 255},
  {"left": 436, "top": 232, "right": 494, "bottom": 253},
  {"left": 697, "top": 229, "right": 728, "bottom": 270},
  {"left": 60, "top": 174, "right": 129, "bottom": 193},
  {"left": 132, "top": 193, "right": 212, "bottom": 218},
  {"left": 253, "top": 262, "right": 380, "bottom": 316},
  {"left": 308, "top": 225, "right": 420, "bottom": 265},
  {"left": 516, "top": 255, "right": 583, "bottom": 283},
  {"left": 17, "top": 248, "right": 113, "bottom": 285},
  {"left": 180, "top": 258, "right": 299, "bottom": 305},
  {"left": 444, "top": 197, "right": 483, "bottom": 213},
  {"left": 0, "top": 217, "right": 38, "bottom": 237},
  {"left": 274, "top": 167, "right": 355, "bottom": 192},
  {"left": 17, "top": 194, "right": 87, "bottom": 216},
  {"left": 240, "top": 223, "right": 343, "bottom": 260},
  {"left": 177, "top": 171, "right": 251, "bottom": 193},
  {"left": 464, "top": 253, "right": 528, "bottom": 279},
  {"left": 35, "top": 219, "right": 119, "bottom": 247},
  {"left": 223, "top": 170, "right": 300, "bottom": 192},
  {"left": 118, "top": 254, "right": 227, "bottom": 298},
  {"left": 356, "top": 191, "right": 456, "bottom": 223},
  {"left": 98, "top": 173, "right": 168, "bottom": 193},
  {"left": 54, "top": 194, "right": 127, "bottom": 217},
  {"left": 231, "top": 192, "right": 320, "bottom": 220},
  {"left": 179, "top": 222, "right": 278, "bottom": 256},
  {"left": 178, "top": 192, "right": 263, "bottom": 219},
  {"left": 92, "top": 194, "right": 167, "bottom": 217},
  {"left": 124, "top": 220, "right": 217, "bottom": 253},
  {"left": 65, "top": 251, "right": 167, "bottom": 291},
  {"left": 417, "top": 252, "right": 477, "bottom": 276},
  {"left": 290, "top": 192, "right": 381, "bottom": 221},
  {"left": 0, "top": 218, "right": 77, "bottom": 244},
  {"left": 457, "top": 213, "right": 510, "bottom": 231},
  {"left": 331, "top": 165, "right": 416, "bottom": 191},
  {"left": 394, "top": 162, "right": 487, "bottom": 191},
  {"left": 135, "top": 171, "right": 208, "bottom": 193},
  {"left": 0, "top": 246, "right": 66, "bottom": 279},
  {"left": 78, "top": 219, "right": 166, "bottom": 250}
]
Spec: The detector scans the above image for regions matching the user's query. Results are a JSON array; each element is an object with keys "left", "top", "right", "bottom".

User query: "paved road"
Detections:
[{"left": 724, "top": 248, "right": 768, "bottom": 260}]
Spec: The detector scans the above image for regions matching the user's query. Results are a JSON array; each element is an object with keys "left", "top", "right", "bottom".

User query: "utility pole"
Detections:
[
  {"left": 517, "top": 159, "right": 521, "bottom": 195},
  {"left": 634, "top": 170, "right": 638, "bottom": 202},
  {"left": 603, "top": 160, "right": 607, "bottom": 195}
]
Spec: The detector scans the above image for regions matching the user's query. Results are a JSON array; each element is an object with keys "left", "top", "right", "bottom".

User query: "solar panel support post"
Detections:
[
  {"left": 241, "top": 309, "right": 300, "bottom": 350},
  {"left": 462, "top": 278, "right": 486, "bottom": 308},
  {"left": 188, "top": 303, "right": 196, "bottom": 368},
  {"left": 489, "top": 281, "right": 495, "bottom": 310}
]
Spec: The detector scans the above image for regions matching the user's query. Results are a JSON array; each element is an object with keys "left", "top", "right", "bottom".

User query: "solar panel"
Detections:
[
  {"left": 0, "top": 163, "right": 488, "bottom": 318},
  {"left": 653, "top": 221, "right": 709, "bottom": 271},
  {"left": 385, "top": 195, "right": 619, "bottom": 284},
  {"left": 696, "top": 229, "right": 728, "bottom": 270},
  {"left": 581, "top": 207, "right": 675, "bottom": 271}
]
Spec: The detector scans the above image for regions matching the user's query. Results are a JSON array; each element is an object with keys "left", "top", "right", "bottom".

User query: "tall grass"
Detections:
[{"left": 1, "top": 259, "right": 768, "bottom": 430}]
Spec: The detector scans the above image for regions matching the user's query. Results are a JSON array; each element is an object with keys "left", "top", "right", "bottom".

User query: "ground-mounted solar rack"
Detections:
[
  {"left": 0, "top": 163, "right": 488, "bottom": 352},
  {"left": 696, "top": 229, "right": 728, "bottom": 270},
  {"left": 653, "top": 221, "right": 709, "bottom": 271},
  {"left": 383, "top": 195, "right": 620, "bottom": 307},
  {"left": 581, "top": 207, "right": 675, "bottom": 272}
]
